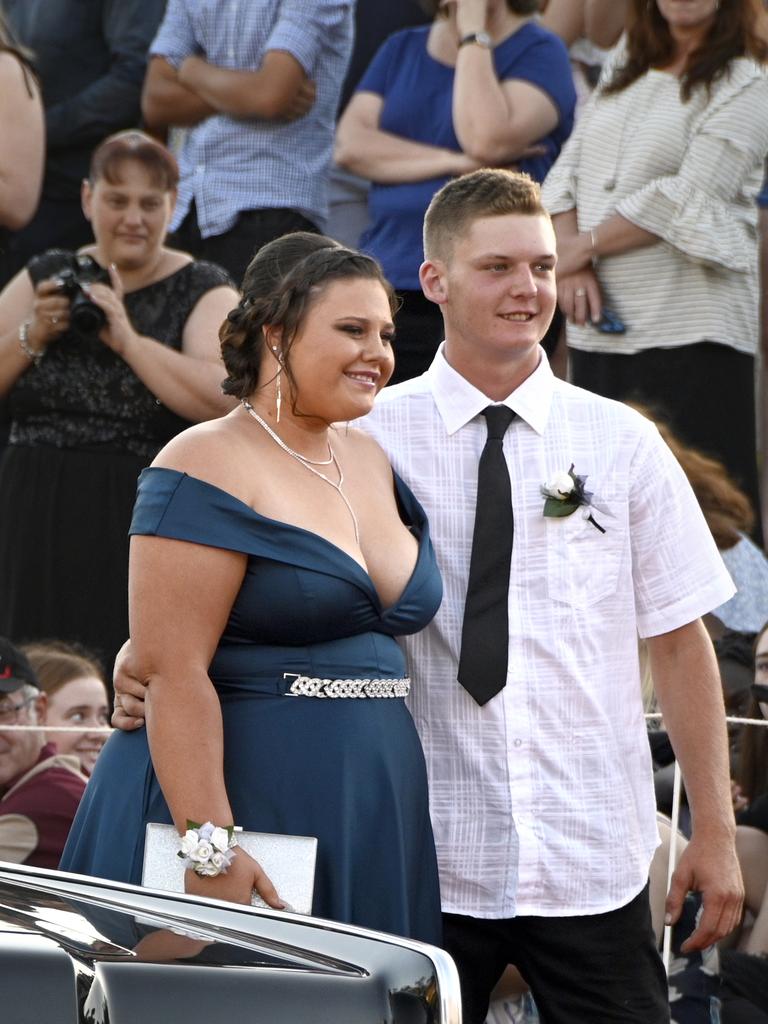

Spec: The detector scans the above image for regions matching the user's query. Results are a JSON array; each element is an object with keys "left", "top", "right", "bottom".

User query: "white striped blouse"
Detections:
[{"left": 542, "top": 54, "right": 768, "bottom": 356}]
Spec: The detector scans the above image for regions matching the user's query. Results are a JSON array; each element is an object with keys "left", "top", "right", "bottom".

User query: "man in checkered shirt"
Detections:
[{"left": 142, "top": 0, "right": 354, "bottom": 285}]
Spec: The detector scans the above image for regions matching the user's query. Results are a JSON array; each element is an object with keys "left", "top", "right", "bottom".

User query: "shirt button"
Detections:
[{"left": 513, "top": 738, "right": 523, "bottom": 748}]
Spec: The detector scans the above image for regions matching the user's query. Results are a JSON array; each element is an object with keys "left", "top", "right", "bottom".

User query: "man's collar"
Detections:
[{"left": 427, "top": 344, "right": 555, "bottom": 435}]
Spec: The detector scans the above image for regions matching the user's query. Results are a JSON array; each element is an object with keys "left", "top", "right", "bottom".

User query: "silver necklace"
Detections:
[
  {"left": 241, "top": 399, "right": 360, "bottom": 544},
  {"left": 241, "top": 399, "right": 334, "bottom": 465}
]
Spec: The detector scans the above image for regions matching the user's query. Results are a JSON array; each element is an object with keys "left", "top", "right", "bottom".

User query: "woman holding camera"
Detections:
[
  {"left": 0, "top": 130, "right": 237, "bottom": 673},
  {"left": 541, "top": 0, "right": 768, "bottom": 535}
]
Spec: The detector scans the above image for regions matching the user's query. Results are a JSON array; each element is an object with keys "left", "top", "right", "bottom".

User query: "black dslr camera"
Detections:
[
  {"left": 27, "top": 252, "right": 113, "bottom": 337},
  {"left": 55, "top": 254, "right": 112, "bottom": 336}
]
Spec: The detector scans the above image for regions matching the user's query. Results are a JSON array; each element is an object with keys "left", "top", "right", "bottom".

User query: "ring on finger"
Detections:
[
  {"left": 574, "top": 288, "right": 587, "bottom": 298},
  {"left": 50, "top": 315, "right": 59, "bottom": 324}
]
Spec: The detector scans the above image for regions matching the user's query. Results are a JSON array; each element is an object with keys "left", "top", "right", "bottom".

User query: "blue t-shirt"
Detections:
[
  {"left": 758, "top": 169, "right": 768, "bottom": 209},
  {"left": 357, "top": 23, "right": 576, "bottom": 289}
]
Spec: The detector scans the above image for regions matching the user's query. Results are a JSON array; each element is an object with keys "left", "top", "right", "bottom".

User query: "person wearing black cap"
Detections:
[{"left": 0, "top": 637, "right": 86, "bottom": 868}]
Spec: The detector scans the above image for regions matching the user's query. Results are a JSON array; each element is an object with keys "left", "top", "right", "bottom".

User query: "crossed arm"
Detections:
[{"left": 142, "top": 50, "right": 315, "bottom": 131}]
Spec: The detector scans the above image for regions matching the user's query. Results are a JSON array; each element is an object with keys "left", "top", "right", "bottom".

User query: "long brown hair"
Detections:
[
  {"left": 737, "top": 623, "right": 768, "bottom": 802},
  {"left": 602, "top": 0, "right": 768, "bottom": 101}
]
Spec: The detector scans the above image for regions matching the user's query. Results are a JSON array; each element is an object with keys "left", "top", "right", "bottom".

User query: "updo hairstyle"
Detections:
[
  {"left": 220, "top": 232, "right": 398, "bottom": 402},
  {"left": 89, "top": 130, "right": 179, "bottom": 193}
]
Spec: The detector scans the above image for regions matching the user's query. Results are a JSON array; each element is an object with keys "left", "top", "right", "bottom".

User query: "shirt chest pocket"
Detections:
[{"left": 545, "top": 509, "right": 624, "bottom": 609}]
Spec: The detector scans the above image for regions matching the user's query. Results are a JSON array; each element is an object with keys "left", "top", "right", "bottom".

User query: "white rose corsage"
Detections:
[
  {"left": 179, "top": 820, "right": 238, "bottom": 878},
  {"left": 541, "top": 463, "right": 609, "bottom": 533}
]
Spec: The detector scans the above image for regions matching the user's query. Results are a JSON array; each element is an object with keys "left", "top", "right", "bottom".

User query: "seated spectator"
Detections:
[
  {"left": 543, "top": 0, "right": 768, "bottom": 542},
  {"left": 0, "top": 637, "right": 86, "bottom": 868},
  {"left": 335, "top": 0, "right": 575, "bottom": 383},
  {"left": 0, "top": 0, "right": 166, "bottom": 289},
  {"left": 0, "top": 10, "right": 43, "bottom": 235},
  {"left": 733, "top": 623, "right": 768, "bottom": 838},
  {"left": 24, "top": 641, "right": 109, "bottom": 776},
  {"left": 141, "top": 0, "right": 354, "bottom": 286}
]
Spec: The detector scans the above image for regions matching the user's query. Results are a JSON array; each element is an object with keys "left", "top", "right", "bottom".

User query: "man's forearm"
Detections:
[
  {"left": 142, "top": 57, "right": 215, "bottom": 130},
  {"left": 178, "top": 51, "right": 307, "bottom": 120}
]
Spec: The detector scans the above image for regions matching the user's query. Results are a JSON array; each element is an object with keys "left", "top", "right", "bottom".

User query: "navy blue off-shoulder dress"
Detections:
[{"left": 60, "top": 467, "right": 443, "bottom": 944}]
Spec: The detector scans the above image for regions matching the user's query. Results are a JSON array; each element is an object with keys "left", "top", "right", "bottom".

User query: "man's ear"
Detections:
[{"left": 419, "top": 258, "right": 449, "bottom": 305}]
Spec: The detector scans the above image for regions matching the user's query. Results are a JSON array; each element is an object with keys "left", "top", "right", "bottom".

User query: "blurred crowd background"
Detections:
[{"left": 0, "top": 1, "right": 767, "bottom": 1020}]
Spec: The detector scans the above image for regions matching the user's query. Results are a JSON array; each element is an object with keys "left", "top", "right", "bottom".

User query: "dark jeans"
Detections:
[
  {"left": 443, "top": 884, "right": 669, "bottom": 1024},
  {"left": 169, "top": 204, "right": 319, "bottom": 288}
]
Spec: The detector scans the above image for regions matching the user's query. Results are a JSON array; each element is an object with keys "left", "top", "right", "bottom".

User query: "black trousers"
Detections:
[
  {"left": 169, "top": 204, "right": 319, "bottom": 288},
  {"left": 443, "top": 884, "right": 669, "bottom": 1024},
  {"left": 570, "top": 341, "right": 761, "bottom": 545}
]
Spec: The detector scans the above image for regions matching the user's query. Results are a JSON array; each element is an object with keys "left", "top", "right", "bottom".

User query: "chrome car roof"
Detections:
[{"left": 0, "top": 861, "right": 461, "bottom": 1024}]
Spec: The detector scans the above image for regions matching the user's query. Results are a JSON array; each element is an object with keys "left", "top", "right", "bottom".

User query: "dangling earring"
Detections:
[{"left": 272, "top": 346, "right": 282, "bottom": 423}]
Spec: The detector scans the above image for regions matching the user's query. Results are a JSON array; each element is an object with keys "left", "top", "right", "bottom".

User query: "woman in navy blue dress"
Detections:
[{"left": 61, "top": 234, "right": 443, "bottom": 944}]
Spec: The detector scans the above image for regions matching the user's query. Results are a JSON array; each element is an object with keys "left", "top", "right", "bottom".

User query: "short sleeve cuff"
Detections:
[
  {"left": 266, "top": 21, "right": 319, "bottom": 76},
  {"left": 636, "top": 574, "right": 736, "bottom": 639}
]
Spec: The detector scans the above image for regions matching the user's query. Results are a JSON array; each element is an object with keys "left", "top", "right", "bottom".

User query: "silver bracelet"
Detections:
[
  {"left": 18, "top": 320, "right": 42, "bottom": 366},
  {"left": 589, "top": 227, "right": 600, "bottom": 268}
]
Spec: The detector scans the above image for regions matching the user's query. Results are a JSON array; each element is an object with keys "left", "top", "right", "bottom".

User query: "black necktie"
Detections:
[{"left": 457, "top": 405, "right": 515, "bottom": 705}]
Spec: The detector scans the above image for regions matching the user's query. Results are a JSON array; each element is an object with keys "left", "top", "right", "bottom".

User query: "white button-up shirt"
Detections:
[{"left": 363, "top": 347, "right": 734, "bottom": 918}]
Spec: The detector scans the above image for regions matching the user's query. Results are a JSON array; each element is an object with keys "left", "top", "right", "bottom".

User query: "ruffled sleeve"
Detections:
[{"left": 616, "top": 64, "right": 768, "bottom": 272}]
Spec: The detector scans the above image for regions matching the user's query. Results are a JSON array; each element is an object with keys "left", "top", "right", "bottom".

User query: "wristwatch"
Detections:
[{"left": 459, "top": 30, "right": 492, "bottom": 49}]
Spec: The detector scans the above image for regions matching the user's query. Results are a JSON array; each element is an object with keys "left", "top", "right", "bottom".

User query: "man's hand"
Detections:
[
  {"left": 282, "top": 78, "right": 316, "bottom": 121},
  {"left": 665, "top": 830, "right": 744, "bottom": 952},
  {"left": 111, "top": 640, "right": 148, "bottom": 731}
]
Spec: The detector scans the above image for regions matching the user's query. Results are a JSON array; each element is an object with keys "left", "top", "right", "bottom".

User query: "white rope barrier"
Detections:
[{"left": 0, "top": 724, "right": 113, "bottom": 733}]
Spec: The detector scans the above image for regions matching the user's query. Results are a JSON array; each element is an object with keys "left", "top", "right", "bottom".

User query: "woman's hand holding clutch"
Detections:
[{"left": 184, "top": 846, "right": 285, "bottom": 909}]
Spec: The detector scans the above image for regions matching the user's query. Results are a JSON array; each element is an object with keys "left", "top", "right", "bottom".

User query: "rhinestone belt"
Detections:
[{"left": 284, "top": 673, "right": 410, "bottom": 698}]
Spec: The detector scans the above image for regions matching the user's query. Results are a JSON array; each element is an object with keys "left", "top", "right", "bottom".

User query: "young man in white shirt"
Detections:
[{"left": 362, "top": 169, "right": 743, "bottom": 1023}]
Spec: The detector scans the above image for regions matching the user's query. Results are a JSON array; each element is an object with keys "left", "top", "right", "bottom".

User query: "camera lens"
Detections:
[{"left": 70, "top": 294, "right": 106, "bottom": 335}]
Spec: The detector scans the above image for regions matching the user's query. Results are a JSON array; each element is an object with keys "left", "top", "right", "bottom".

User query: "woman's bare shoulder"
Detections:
[{"left": 151, "top": 416, "right": 255, "bottom": 501}]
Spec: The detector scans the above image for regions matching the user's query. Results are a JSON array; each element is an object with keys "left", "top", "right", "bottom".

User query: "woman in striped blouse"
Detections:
[{"left": 542, "top": 0, "right": 768, "bottom": 536}]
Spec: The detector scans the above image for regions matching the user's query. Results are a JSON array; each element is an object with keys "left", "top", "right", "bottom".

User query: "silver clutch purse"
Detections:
[{"left": 142, "top": 823, "right": 318, "bottom": 914}]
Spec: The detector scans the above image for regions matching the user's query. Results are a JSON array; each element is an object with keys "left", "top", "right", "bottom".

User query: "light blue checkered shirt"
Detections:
[{"left": 151, "top": 0, "right": 354, "bottom": 237}]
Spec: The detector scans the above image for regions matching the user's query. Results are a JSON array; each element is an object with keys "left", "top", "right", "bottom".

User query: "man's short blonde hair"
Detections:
[{"left": 423, "top": 169, "right": 550, "bottom": 263}]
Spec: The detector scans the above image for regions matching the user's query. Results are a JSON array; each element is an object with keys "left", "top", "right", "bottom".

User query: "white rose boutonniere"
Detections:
[{"left": 541, "top": 463, "right": 609, "bottom": 533}]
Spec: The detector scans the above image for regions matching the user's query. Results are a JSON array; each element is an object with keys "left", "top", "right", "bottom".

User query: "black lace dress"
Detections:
[{"left": 0, "top": 252, "right": 232, "bottom": 672}]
